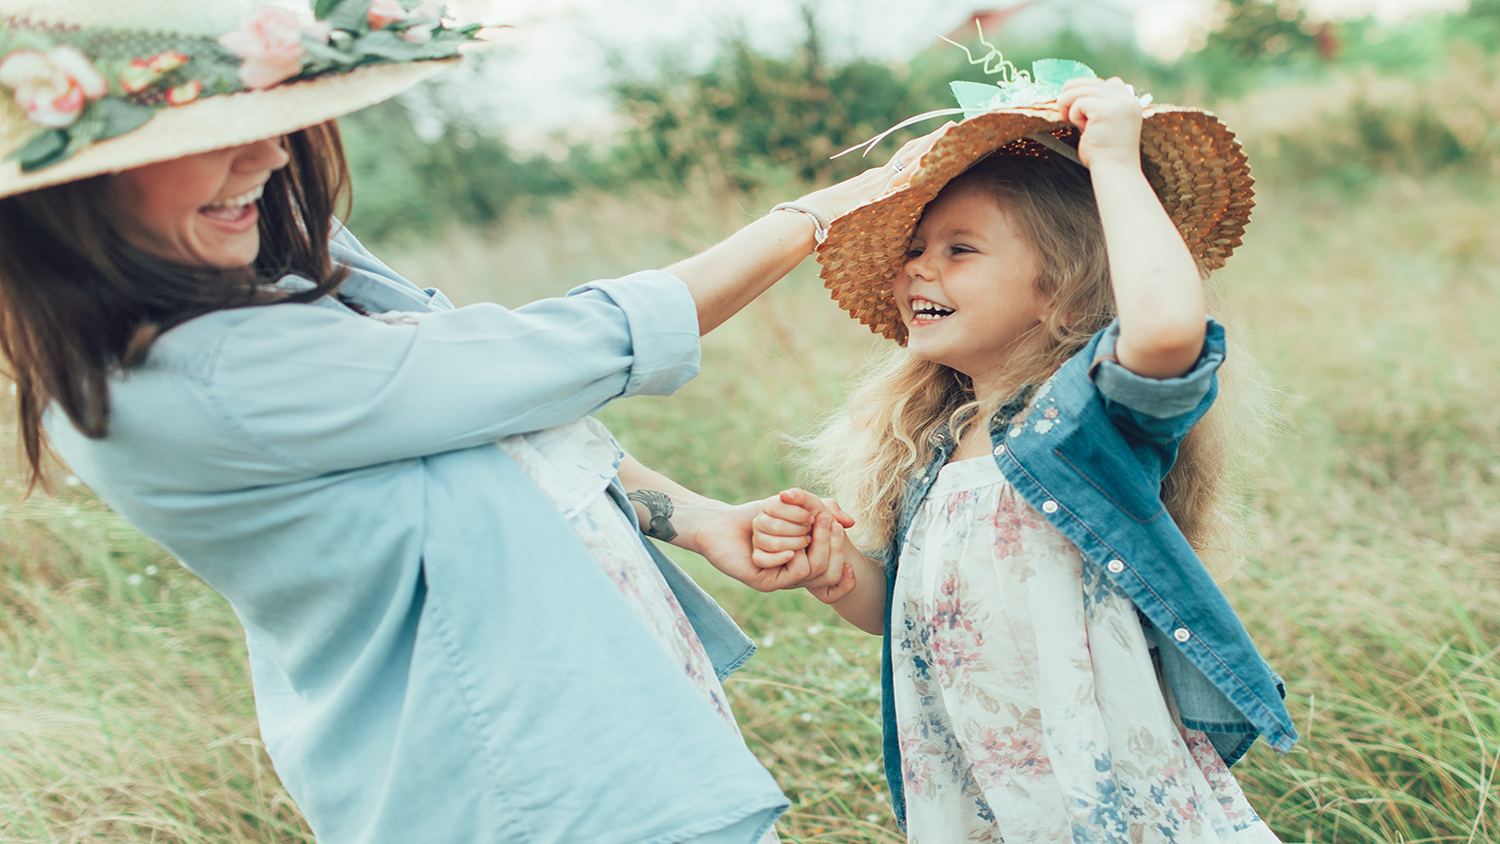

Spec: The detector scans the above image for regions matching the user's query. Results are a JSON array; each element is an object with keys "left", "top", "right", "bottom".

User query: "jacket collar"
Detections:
[{"left": 922, "top": 382, "right": 1038, "bottom": 471}]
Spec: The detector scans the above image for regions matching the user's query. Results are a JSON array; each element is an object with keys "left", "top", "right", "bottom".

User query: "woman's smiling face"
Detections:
[
  {"left": 894, "top": 184, "right": 1047, "bottom": 393},
  {"left": 105, "top": 137, "right": 290, "bottom": 269}
]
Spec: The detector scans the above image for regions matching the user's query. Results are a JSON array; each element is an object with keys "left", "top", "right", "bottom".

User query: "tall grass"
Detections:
[{"left": 4, "top": 164, "right": 1500, "bottom": 842}]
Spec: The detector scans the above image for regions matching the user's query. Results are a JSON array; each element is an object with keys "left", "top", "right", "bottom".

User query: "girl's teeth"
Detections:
[{"left": 912, "top": 301, "right": 955, "bottom": 317}]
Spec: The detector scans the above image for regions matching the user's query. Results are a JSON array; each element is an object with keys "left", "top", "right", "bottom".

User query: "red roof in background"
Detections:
[{"left": 941, "top": 4, "right": 1040, "bottom": 45}]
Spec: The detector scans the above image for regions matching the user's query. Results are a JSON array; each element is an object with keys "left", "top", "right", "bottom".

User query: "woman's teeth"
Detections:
[{"left": 203, "top": 184, "right": 264, "bottom": 211}]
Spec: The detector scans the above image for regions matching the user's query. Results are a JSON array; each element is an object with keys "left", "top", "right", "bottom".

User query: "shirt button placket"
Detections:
[
  {"left": 1106, "top": 559, "right": 1124, "bottom": 574},
  {"left": 1173, "top": 627, "right": 1192, "bottom": 643}
]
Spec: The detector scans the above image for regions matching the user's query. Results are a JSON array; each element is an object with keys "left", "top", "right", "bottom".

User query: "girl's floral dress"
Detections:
[
  {"left": 498, "top": 417, "right": 779, "bottom": 844},
  {"left": 892, "top": 455, "right": 1280, "bottom": 844}
]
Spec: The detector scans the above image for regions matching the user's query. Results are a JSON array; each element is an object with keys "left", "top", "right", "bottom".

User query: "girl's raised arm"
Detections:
[{"left": 1055, "top": 77, "right": 1206, "bottom": 380}]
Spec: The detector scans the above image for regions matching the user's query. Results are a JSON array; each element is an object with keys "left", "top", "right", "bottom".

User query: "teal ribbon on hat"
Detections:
[{"left": 830, "top": 24, "right": 1149, "bottom": 164}]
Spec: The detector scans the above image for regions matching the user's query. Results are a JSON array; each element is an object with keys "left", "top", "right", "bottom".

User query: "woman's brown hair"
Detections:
[{"left": 0, "top": 121, "right": 352, "bottom": 489}]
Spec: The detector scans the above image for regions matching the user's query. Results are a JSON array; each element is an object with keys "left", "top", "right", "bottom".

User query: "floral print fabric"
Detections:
[
  {"left": 892, "top": 455, "right": 1280, "bottom": 844},
  {"left": 497, "top": 417, "right": 737, "bottom": 726}
]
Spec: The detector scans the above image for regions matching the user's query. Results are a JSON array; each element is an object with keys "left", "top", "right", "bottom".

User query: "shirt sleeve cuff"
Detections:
[
  {"left": 567, "top": 271, "right": 702, "bottom": 397},
  {"left": 1089, "top": 318, "right": 1227, "bottom": 419}
]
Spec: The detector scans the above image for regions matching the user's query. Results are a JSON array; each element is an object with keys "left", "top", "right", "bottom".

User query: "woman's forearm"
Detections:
[
  {"left": 665, "top": 211, "right": 818, "bottom": 336},
  {"left": 617, "top": 453, "right": 719, "bottom": 554},
  {"left": 664, "top": 128, "right": 947, "bottom": 336}
]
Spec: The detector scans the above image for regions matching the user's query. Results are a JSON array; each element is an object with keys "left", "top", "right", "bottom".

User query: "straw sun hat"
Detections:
[
  {"left": 0, "top": 0, "right": 481, "bottom": 200},
  {"left": 816, "top": 60, "right": 1255, "bottom": 345}
]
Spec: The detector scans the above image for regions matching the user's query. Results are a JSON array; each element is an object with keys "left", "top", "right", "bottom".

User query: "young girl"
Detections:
[{"left": 751, "top": 78, "right": 1297, "bottom": 841}]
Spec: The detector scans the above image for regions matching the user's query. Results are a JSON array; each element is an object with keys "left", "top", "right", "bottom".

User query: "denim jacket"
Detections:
[{"left": 877, "top": 319, "right": 1297, "bottom": 827}]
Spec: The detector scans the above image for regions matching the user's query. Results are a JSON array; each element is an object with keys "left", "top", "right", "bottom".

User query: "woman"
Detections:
[{"left": 0, "top": 2, "right": 932, "bottom": 842}]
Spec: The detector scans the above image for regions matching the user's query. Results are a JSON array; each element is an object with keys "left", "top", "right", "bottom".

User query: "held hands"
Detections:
[
  {"left": 692, "top": 496, "right": 850, "bottom": 595},
  {"left": 1055, "top": 77, "right": 1144, "bottom": 171},
  {"left": 751, "top": 489, "right": 859, "bottom": 604}
]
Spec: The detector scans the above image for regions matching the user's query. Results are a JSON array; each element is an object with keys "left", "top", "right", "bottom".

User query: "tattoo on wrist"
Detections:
[{"left": 627, "top": 489, "right": 678, "bottom": 542}]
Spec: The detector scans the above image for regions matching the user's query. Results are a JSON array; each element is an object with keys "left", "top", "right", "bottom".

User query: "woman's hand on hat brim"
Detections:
[{"left": 793, "top": 123, "right": 952, "bottom": 223}]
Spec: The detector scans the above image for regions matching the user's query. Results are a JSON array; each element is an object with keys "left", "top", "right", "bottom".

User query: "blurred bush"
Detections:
[
  {"left": 1224, "top": 46, "right": 1500, "bottom": 190},
  {"left": 587, "top": 11, "right": 1167, "bottom": 195},
  {"left": 581, "top": 11, "right": 955, "bottom": 194},
  {"left": 338, "top": 97, "right": 574, "bottom": 241},
  {"left": 335, "top": 0, "right": 1500, "bottom": 240}
]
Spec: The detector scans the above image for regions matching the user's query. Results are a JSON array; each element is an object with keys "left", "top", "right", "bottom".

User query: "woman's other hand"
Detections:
[
  {"left": 749, "top": 488, "right": 857, "bottom": 601},
  {"left": 795, "top": 125, "right": 951, "bottom": 222},
  {"left": 690, "top": 497, "right": 844, "bottom": 594}
]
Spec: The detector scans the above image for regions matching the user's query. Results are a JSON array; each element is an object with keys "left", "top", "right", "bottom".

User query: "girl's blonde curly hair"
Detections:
[{"left": 800, "top": 152, "right": 1271, "bottom": 579}]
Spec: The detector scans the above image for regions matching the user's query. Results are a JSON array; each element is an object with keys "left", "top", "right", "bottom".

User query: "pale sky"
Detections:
[{"left": 430, "top": 0, "right": 1467, "bottom": 146}]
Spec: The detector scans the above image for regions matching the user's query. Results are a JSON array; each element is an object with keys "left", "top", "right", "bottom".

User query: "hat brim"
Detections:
[
  {"left": 816, "top": 103, "right": 1255, "bottom": 344},
  {"left": 0, "top": 57, "right": 460, "bottom": 200}
]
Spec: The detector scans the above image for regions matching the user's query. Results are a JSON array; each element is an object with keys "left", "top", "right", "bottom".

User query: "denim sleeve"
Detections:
[
  {"left": 328, "top": 224, "right": 458, "bottom": 310},
  {"left": 1088, "top": 318, "right": 1226, "bottom": 445},
  {"left": 209, "top": 271, "right": 701, "bottom": 474}
]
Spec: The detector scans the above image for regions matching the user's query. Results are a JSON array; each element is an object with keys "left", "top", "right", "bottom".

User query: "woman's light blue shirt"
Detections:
[{"left": 45, "top": 228, "right": 788, "bottom": 844}]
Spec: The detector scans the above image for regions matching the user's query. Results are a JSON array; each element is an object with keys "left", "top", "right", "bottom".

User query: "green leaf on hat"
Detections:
[
  {"left": 302, "top": 34, "right": 359, "bottom": 67},
  {"left": 950, "top": 81, "right": 1000, "bottom": 118},
  {"left": 1031, "top": 59, "right": 1096, "bottom": 92},
  {"left": 57, "top": 103, "right": 107, "bottom": 160},
  {"left": 313, "top": 0, "right": 346, "bottom": 19},
  {"left": 356, "top": 30, "right": 432, "bottom": 62},
  {"left": 327, "top": 0, "right": 374, "bottom": 34},
  {"left": 8, "top": 129, "right": 68, "bottom": 173},
  {"left": 358, "top": 29, "right": 466, "bottom": 62},
  {"left": 96, "top": 98, "right": 156, "bottom": 141}
]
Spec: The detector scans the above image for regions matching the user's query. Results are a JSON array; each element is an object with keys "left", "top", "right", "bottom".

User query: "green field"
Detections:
[{"left": 4, "top": 96, "right": 1500, "bottom": 844}]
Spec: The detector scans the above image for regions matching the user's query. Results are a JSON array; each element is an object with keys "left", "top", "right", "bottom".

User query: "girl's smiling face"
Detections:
[
  {"left": 894, "top": 185, "right": 1047, "bottom": 394},
  {"left": 105, "top": 137, "right": 291, "bottom": 269}
]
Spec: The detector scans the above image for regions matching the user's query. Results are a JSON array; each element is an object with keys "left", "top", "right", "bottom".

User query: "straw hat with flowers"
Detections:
[
  {"left": 817, "top": 47, "right": 1255, "bottom": 345},
  {"left": 0, "top": 0, "right": 484, "bottom": 200}
]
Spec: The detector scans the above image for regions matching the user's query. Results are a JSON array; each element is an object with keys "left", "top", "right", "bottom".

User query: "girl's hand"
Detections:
[
  {"left": 802, "top": 511, "right": 858, "bottom": 605},
  {"left": 1055, "top": 77, "right": 1144, "bottom": 171},
  {"left": 751, "top": 488, "right": 853, "bottom": 569}
]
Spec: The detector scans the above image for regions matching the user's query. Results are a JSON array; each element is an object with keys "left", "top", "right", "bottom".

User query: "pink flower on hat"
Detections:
[
  {"left": 368, "top": 0, "right": 406, "bottom": 30},
  {"left": 218, "top": 6, "right": 311, "bottom": 90},
  {"left": 0, "top": 46, "right": 107, "bottom": 129}
]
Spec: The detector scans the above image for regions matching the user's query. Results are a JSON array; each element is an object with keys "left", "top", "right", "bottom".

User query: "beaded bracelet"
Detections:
[{"left": 769, "top": 201, "right": 831, "bottom": 246}]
